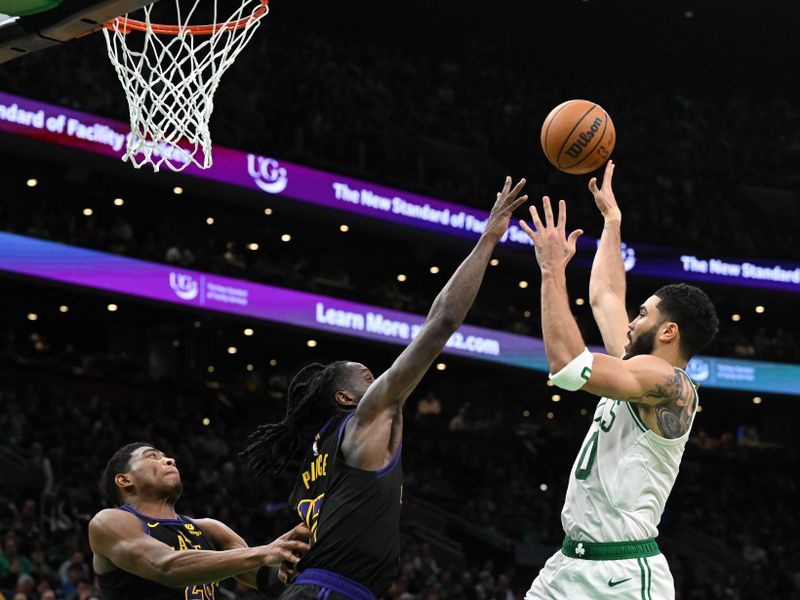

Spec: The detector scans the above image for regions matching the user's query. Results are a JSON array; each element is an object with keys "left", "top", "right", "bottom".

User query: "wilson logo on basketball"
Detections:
[
  {"left": 247, "top": 154, "right": 289, "bottom": 194},
  {"left": 565, "top": 117, "right": 604, "bottom": 159}
]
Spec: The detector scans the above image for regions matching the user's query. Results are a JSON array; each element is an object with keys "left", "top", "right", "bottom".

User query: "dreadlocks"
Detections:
[{"left": 241, "top": 361, "right": 352, "bottom": 478}]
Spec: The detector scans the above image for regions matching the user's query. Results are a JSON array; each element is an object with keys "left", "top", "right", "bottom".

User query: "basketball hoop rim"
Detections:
[{"left": 104, "top": 0, "right": 269, "bottom": 35}]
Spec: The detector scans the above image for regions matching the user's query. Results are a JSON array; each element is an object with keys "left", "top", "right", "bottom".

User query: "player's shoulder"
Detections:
[
  {"left": 191, "top": 517, "right": 222, "bottom": 530},
  {"left": 89, "top": 507, "right": 141, "bottom": 535},
  {"left": 191, "top": 518, "right": 244, "bottom": 549},
  {"left": 624, "top": 353, "right": 676, "bottom": 375}
]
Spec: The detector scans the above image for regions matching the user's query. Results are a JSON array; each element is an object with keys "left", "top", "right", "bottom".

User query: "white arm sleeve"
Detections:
[{"left": 548, "top": 348, "right": 594, "bottom": 391}]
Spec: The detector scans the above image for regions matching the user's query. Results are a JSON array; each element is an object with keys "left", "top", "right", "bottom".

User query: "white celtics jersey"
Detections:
[{"left": 561, "top": 367, "right": 698, "bottom": 542}]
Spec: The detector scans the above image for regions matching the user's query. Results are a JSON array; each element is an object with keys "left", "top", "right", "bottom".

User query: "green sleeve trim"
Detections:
[{"left": 625, "top": 401, "right": 648, "bottom": 433}]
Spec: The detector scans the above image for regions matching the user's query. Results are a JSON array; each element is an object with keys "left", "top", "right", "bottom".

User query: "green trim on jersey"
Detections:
[
  {"left": 562, "top": 536, "right": 660, "bottom": 561},
  {"left": 625, "top": 401, "right": 648, "bottom": 432}
]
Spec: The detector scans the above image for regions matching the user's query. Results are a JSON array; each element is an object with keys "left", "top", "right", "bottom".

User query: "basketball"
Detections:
[{"left": 540, "top": 100, "right": 616, "bottom": 175}]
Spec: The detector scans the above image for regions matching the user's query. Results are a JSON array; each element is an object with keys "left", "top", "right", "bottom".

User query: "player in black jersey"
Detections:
[
  {"left": 89, "top": 442, "right": 310, "bottom": 600},
  {"left": 241, "top": 177, "right": 529, "bottom": 600}
]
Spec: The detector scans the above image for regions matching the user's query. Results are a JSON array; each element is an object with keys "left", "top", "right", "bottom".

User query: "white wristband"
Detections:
[{"left": 549, "top": 348, "right": 594, "bottom": 391}]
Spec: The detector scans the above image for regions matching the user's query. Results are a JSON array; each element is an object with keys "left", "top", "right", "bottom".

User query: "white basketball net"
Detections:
[{"left": 102, "top": 1, "right": 269, "bottom": 172}]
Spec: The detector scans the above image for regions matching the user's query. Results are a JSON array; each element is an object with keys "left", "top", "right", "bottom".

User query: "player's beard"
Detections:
[{"left": 623, "top": 323, "right": 659, "bottom": 360}]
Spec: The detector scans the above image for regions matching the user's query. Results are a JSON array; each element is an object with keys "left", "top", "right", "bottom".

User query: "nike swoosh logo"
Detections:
[
  {"left": 147, "top": 522, "right": 160, "bottom": 528},
  {"left": 608, "top": 578, "right": 632, "bottom": 587}
]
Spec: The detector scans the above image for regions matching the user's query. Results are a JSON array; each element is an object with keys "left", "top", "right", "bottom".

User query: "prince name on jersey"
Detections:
[{"left": 288, "top": 413, "right": 403, "bottom": 597}]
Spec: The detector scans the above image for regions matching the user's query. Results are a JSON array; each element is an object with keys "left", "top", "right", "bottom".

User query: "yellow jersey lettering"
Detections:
[
  {"left": 301, "top": 452, "right": 329, "bottom": 489},
  {"left": 176, "top": 535, "right": 189, "bottom": 551}
]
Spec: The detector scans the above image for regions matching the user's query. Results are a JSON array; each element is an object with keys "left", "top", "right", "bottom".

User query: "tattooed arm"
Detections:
[{"left": 582, "top": 353, "right": 698, "bottom": 439}]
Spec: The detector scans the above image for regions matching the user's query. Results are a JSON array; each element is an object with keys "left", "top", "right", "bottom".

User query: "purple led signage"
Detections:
[
  {"left": 0, "top": 232, "right": 548, "bottom": 371},
  {"left": 1, "top": 232, "right": 798, "bottom": 395},
  {"left": 1, "top": 91, "right": 798, "bottom": 294}
]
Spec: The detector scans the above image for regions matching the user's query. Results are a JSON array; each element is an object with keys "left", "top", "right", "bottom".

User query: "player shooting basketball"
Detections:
[
  {"left": 519, "top": 160, "right": 719, "bottom": 599},
  {"left": 240, "top": 177, "right": 529, "bottom": 600}
]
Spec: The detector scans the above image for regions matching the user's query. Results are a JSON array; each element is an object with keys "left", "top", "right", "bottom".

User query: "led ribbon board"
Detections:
[
  {"left": 1, "top": 92, "right": 799, "bottom": 294},
  {"left": 0, "top": 231, "right": 797, "bottom": 395}
]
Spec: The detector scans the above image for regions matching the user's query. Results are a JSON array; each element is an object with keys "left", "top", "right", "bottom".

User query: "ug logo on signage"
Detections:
[
  {"left": 169, "top": 272, "right": 199, "bottom": 301},
  {"left": 594, "top": 240, "right": 637, "bottom": 272},
  {"left": 247, "top": 154, "right": 288, "bottom": 194},
  {"left": 686, "top": 357, "right": 710, "bottom": 382}
]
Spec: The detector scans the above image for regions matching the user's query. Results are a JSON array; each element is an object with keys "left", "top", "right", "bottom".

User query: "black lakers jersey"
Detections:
[
  {"left": 288, "top": 412, "right": 403, "bottom": 597},
  {"left": 97, "top": 505, "right": 220, "bottom": 600}
]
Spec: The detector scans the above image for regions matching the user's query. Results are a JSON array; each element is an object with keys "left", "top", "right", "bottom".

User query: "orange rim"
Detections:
[{"left": 105, "top": 0, "right": 268, "bottom": 35}]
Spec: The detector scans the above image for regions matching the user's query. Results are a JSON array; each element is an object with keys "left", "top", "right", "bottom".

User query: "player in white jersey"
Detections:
[{"left": 518, "top": 160, "right": 719, "bottom": 599}]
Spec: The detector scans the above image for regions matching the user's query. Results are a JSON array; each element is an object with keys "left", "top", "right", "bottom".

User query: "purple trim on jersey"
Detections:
[
  {"left": 296, "top": 568, "right": 376, "bottom": 600},
  {"left": 318, "top": 416, "right": 336, "bottom": 438},
  {"left": 336, "top": 412, "right": 356, "bottom": 448},
  {"left": 119, "top": 505, "right": 152, "bottom": 535},
  {"left": 119, "top": 504, "right": 183, "bottom": 526},
  {"left": 376, "top": 440, "right": 403, "bottom": 478}
]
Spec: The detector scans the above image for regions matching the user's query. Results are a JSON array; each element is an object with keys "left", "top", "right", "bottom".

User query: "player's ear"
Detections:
[
  {"left": 335, "top": 390, "right": 357, "bottom": 407},
  {"left": 660, "top": 321, "right": 679, "bottom": 343},
  {"left": 115, "top": 473, "right": 134, "bottom": 495}
]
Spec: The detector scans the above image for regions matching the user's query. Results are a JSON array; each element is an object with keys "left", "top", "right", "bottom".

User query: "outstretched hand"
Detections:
[
  {"left": 482, "top": 176, "right": 530, "bottom": 244},
  {"left": 262, "top": 522, "right": 310, "bottom": 572},
  {"left": 519, "top": 197, "right": 583, "bottom": 274},
  {"left": 588, "top": 159, "right": 620, "bottom": 223}
]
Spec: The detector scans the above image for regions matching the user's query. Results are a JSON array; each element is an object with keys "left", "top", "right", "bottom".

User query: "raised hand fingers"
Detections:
[
  {"left": 508, "top": 193, "right": 529, "bottom": 213},
  {"left": 603, "top": 160, "right": 614, "bottom": 188},
  {"left": 529, "top": 202, "right": 545, "bottom": 232},
  {"left": 557, "top": 199, "right": 567, "bottom": 232},
  {"left": 519, "top": 217, "right": 537, "bottom": 241},
  {"left": 588, "top": 176, "right": 599, "bottom": 195},
  {"left": 567, "top": 228, "right": 584, "bottom": 251},
  {"left": 508, "top": 177, "right": 526, "bottom": 201},
  {"left": 542, "top": 196, "right": 555, "bottom": 228},
  {"left": 501, "top": 175, "right": 512, "bottom": 197}
]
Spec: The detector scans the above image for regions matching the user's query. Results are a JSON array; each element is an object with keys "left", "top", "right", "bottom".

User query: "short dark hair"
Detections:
[
  {"left": 102, "top": 442, "right": 152, "bottom": 505},
  {"left": 654, "top": 284, "right": 719, "bottom": 358}
]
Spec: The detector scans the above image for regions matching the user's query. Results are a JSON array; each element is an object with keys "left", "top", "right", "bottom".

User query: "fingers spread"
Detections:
[
  {"left": 604, "top": 160, "right": 614, "bottom": 186},
  {"left": 508, "top": 178, "right": 526, "bottom": 202},
  {"left": 519, "top": 219, "right": 536, "bottom": 240},
  {"left": 567, "top": 229, "right": 584, "bottom": 249},
  {"left": 529, "top": 205, "right": 544, "bottom": 232},
  {"left": 557, "top": 199, "right": 567, "bottom": 231},
  {"left": 508, "top": 194, "right": 529, "bottom": 212},
  {"left": 542, "top": 196, "right": 554, "bottom": 228}
]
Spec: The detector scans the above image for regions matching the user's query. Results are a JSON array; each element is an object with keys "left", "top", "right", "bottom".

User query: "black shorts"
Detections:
[{"left": 278, "top": 583, "right": 352, "bottom": 600}]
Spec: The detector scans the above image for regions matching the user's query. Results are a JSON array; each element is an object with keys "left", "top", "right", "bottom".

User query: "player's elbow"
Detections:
[
  {"left": 589, "top": 290, "right": 615, "bottom": 309},
  {"left": 151, "top": 557, "right": 186, "bottom": 587},
  {"left": 429, "top": 313, "right": 460, "bottom": 335}
]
